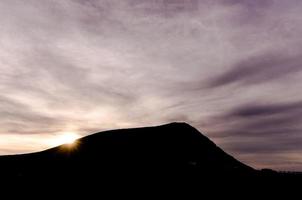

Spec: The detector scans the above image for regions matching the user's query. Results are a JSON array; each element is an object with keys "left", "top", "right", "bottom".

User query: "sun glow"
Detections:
[{"left": 51, "top": 132, "right": 80, "bottom": 147}]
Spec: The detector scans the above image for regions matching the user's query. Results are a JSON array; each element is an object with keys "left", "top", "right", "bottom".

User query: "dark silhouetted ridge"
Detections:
[{"left": 0, "top": 122, "right": 301, "bottom": 193}]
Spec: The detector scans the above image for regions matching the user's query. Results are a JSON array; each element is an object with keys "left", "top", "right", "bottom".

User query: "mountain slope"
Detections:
[
  {"left": 1, "top": 122, "right": 301, "bottom": 196},
  {"left": 0, "top": 122, "right": 254, "bottom": 181}
]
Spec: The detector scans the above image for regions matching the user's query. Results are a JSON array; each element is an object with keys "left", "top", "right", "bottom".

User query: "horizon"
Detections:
[{"left": 1, "top": 0, "right": 302, "bottom": 171}]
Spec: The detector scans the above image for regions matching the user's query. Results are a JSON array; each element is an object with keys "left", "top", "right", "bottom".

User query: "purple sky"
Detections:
[{"left": 1, "top": 0, "right": 302, "bottom": 170}]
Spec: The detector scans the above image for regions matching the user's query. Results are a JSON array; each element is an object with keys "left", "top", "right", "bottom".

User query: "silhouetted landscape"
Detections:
[
  {"left": 1, "top": 122, "right": 301, "bottom": 193},
  {"left": 2, "top": 0, "right": 302, "bottom": 198}
]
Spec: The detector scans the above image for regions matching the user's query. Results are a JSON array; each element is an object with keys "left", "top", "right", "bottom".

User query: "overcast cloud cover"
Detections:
[{"left": 1, "top": 0, "right": 302, "bottom": 170}]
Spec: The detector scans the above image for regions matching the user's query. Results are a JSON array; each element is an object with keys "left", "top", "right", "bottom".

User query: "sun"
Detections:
[
  {"left": 62, "top": 134, "right": 78, "bottom": 144},
  {"left": 51, "top": 132, "right": 80, "bottom": 147}
]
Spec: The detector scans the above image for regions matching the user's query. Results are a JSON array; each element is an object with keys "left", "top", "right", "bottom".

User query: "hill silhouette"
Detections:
[{"left": 0, "top": 122, "right": 301, "bottom": 194}]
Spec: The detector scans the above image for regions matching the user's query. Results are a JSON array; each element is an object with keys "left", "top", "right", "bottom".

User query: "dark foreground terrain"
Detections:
[{"left": 0, "top": 123, "right": 301, "bottom": 195}]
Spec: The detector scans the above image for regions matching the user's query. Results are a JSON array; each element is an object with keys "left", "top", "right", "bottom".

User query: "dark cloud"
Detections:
[
  {"left": 229, "top": 101, "right": 302, "bottom": 118},
  {"left": 225, "top": 137, "right": 302, "bottom": 155},
  {"left": 129, "top": 0, "right": 200, "bottom": 14},
  {"left": 209, "top": 52, "right": 302, "bottom": 88},
  {"left": 208, "top": 101, "right": 302, "bottom": 170},
  {"left": 221, "top": 0, "right": 273, "bottom": 10},
  {"left": 209, "top": 101, "right": 302, "bottom": 137},
  {"left": 205, "top": 101, "right": 302, "bottom": 170}
]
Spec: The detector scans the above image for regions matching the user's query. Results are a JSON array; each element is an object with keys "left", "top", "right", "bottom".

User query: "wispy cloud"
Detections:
[{"left": 208, "top": 52, "right": 302, "bottom": 87}]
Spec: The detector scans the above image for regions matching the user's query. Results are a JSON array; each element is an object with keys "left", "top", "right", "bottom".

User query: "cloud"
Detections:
[
  {"left": 210, "top": 101, "right": 302, "bottom": 138},
  {"left": 228, "top": 101, "right": 302, "bottom": 118},
  {"left": 205, "top": 101, "right": 302, "bottom": 170},
  {"left": 208, "top": 52, "right": 302, "bottom": 87}
]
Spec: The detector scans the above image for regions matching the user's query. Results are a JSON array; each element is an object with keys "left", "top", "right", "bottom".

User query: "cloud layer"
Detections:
[{"left": 1, "top": 0, "right": 302, "bottom": 170}]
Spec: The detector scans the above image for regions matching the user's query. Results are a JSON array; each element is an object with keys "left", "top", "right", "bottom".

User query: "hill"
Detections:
[{"left": 0, "top": 122, "right": 301, "bottom": 194}]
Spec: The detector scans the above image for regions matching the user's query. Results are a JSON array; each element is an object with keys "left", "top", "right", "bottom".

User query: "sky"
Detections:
[{"left": 0, "top": 0, "right": 302, "bottom": 171}]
